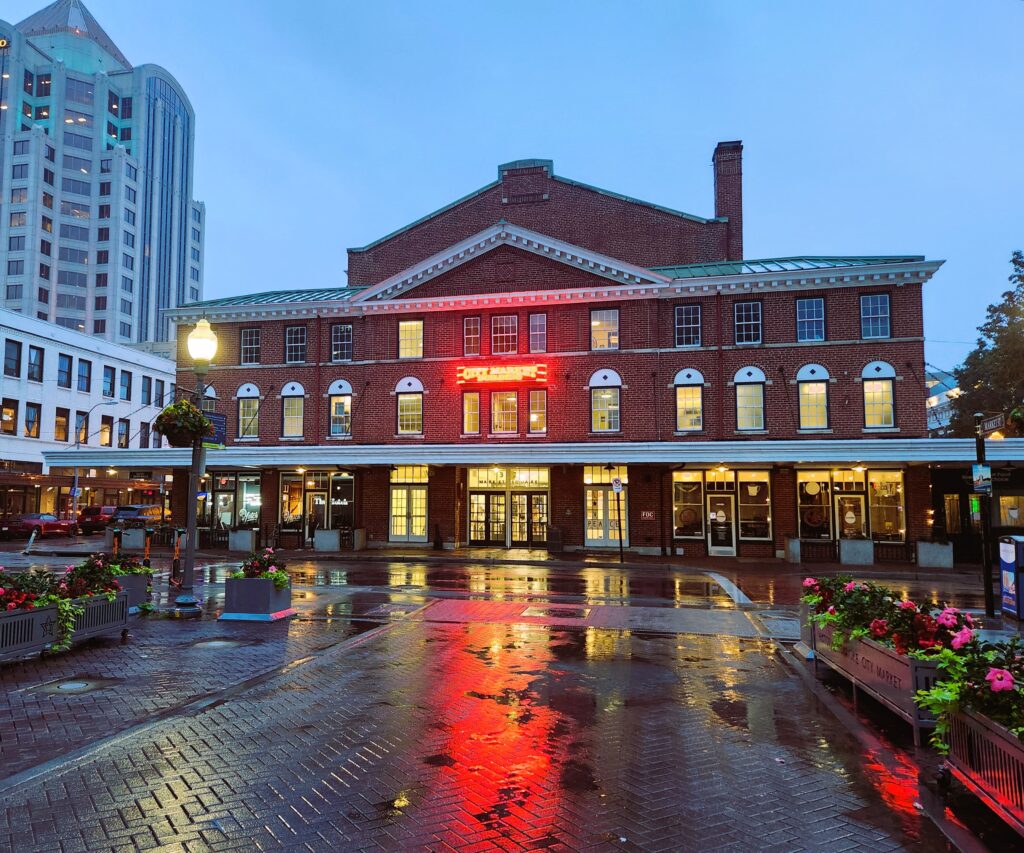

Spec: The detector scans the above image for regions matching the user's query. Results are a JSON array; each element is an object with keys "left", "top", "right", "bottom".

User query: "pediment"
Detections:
[{"left": 350, "top": 222, "right": 672, "bottom": 302}]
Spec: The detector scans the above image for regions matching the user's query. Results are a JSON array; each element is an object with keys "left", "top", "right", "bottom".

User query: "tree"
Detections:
[{"left": 949, "top": 251, "right": 1024, "bottom": 437}]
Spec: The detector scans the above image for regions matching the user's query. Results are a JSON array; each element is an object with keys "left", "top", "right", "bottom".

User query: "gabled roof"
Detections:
[
  {"left": 651, "top": 256, "right": 926, "bottom": 279},
  {"left": 17, "top": 0, "right": 131, "bottom": 69},
  {"left": 179, "top": 287, "right": 363, "bottom": 310}
]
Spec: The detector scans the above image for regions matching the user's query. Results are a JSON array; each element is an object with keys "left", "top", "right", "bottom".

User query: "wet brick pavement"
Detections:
[{"left": 0, "top": 595, "right": 948, "bottom": 851}]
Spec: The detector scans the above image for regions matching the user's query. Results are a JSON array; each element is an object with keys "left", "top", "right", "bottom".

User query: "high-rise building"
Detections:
[{"left": 0, "top": 0, "right": 204, "bottom": 344}]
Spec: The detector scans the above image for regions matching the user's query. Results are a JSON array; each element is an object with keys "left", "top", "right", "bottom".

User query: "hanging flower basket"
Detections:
[{"left": 154, "top": 400, "right": 213, "bottom": 448}]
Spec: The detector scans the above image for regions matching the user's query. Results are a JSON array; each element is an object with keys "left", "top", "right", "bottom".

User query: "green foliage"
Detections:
[
  {"left": 153, "top": 400, "right": 213, "bottom": 444},
  {"left": 949, "top": 250, "right": 1024, "bottom": 437},
  {"left": 232, "top": 548, "right": 290, "bottom": 590}
]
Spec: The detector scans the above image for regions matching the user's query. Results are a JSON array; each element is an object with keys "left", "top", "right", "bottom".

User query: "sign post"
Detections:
[
  {"left": 974, "top": 412, "right": 996, "bottom": 617},
  {"left": 611, "top": 476, "right": 625, "bottom": 564}
]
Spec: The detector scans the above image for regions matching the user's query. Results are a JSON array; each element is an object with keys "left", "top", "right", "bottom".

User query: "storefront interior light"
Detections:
[
  {"left": 853, "top": 465, "right": 866, "bottom": 473},
  {"left": 716, "top": 465, "right": 728, "bottom": 473},
  {"left": 297, "top": 467, "right": 306, "bottom": 474},
  {"left": 106, "top": 468, "right": 117, "bottom": 475}
]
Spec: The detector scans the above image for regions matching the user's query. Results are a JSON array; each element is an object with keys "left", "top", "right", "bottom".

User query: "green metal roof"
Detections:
[
  {"left": 181, "top": 287, "right": 363, "bottom": 309},
  {"left": 651, "top": 256, "right": 926, "bottom": 279}
]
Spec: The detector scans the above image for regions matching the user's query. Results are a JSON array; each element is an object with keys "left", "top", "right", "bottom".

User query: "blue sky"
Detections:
[{"left": 7, "top": 0, "right": 1022, "bottom": 368}]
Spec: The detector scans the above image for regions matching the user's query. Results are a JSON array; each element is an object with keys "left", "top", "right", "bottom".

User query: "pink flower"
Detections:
[
  {"left": 0, "top": 588, "right": 5, "bottom": 596},
  {"left": 5, "top": 603, "right": 15, "bottom": 611},
  {"left": 951, "top": 627, "right": 974, "bottom": 650},
  {"left": 869, "top": 619, "right": 889, "bottom": 638},
  {"left": 963, "top": 614, "right": 974, "bottom": 627},
  {"left": 802, "top": 577, "right": 818, "bottom": 588},
  {"left": 898, "top": 600, "right": 917, "bottom": 611},
  {"left": 985, "top": 668, "right": 1015, "bottom": 692},
  {"left": 936, "top": 608, "right": 959, "bottom": 629},
  {"left": 827, "top": 605, "right": 836, "bottom": 615},
  {"left": 844, "top": 581, "right": 858, "bottom": 593}
]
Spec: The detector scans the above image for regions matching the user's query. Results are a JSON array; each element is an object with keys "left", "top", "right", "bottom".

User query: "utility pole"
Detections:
[{"left": 974, "top": 412, "right": 996, "bottom": 617}]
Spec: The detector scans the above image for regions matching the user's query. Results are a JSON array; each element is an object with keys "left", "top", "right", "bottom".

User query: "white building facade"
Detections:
[
  {"left": 0, "top": 0, "right": 204, "bottom": 345},
  {"left": 0, "top": 307, "right": 175, "bottom": 514}
]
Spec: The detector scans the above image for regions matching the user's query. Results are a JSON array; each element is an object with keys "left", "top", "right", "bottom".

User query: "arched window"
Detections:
[
  {"left": 327, "top": 379, "right": 352, "bottom": 437},
  {"left": 236, "top": 383, "right": 260, "bottom": 439},
  {"left": 862, "top": 361, "right": 896, "bottom": 428},
  {"left": 396, "top": 376, "right": 423, "bottom": 435},
  {"left": 733, "top": 366, "right": 766, "bottom": 431},
  {"left": 796, "top": 364, "right": 830, "bottom": 430},
  {"left": 201, "top": 384, "right": 217, "bottom": 413},
  {"left": 673, "top": 368, "right": 704, "bottom": 432},
  {"left": 281, "top": 381, "right": 305, "bottom": 438},
  {"left": 589, "top": 369, "right": 622, "bottom": 432}
]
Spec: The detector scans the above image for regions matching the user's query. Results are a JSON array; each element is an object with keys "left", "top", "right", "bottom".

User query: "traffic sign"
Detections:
[{"left": 611, "top": 477, "right": 623, "bottom": 493}]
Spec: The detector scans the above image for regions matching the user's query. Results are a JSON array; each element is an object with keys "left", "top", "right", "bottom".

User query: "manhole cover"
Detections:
[
  {"left": 521, "top": 606, "right": 590, "bottom": 620},
  {"left": 191, "top": 638, "right": 253, "bottom": 650},
  {"left": 34, "top": 677, "right": 121, "bottom": 695},
  {"left": 364, "top": 603, "right": 422, "bottom": 617},
  {"left": 57, "top": 681, "right": 90, "bottom": 691}
]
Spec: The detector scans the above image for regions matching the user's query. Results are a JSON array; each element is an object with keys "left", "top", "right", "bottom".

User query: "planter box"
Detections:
[
  {"left": 948, "top": 709, "right": 1024, "bottom": 836},
  {"left": 813, "top": 624, "right": 939, "bottom": 745},
  {"left": 314, "top": 529, "right": 340, "bottom": 552},
  {"left": 0, "top": 592, "right": 129, "bottom": 664},
  {"left": 115, "top": 573, "right": 151, "bottom": 613},
  {"left": 228, "top": 528, "right": 258, "bottom": 553},
  {"left": 219, "top": 578, "right": 295, "bottom": 622},
  {"left": 839, "top": 538, "right": 874, "bottom": 565},
  {"left": 916, "top": 540, "right": 954, "bottom": 569}
]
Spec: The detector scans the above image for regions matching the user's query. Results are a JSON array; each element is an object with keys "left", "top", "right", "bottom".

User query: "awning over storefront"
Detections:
[{"left": 43, "top": 438, "right": 1024, "bottom": 471}]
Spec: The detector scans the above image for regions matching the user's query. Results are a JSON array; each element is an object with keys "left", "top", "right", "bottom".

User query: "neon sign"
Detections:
[{"left": 456, "top": 364, "right": 548, "bottom": 384}]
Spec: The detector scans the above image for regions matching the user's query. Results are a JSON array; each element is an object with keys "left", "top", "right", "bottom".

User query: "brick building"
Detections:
[{"left": 44, "top": 142, "right": 1024, "bottom": 562}]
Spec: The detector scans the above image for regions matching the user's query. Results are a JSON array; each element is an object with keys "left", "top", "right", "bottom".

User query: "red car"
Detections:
[
  {"left": 77, "top": 505, "right": 118, "bottom": 535},
  {"left": 5, "top": 513, "right": 76, "bottom": 539}
]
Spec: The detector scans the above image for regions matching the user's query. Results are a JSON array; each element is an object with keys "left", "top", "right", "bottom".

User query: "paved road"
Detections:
[{"left": 0, "top": 570, "right": 953, "bottom": 852}]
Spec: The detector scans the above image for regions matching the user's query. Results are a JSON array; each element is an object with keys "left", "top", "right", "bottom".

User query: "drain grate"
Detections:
[
  {"left": 521, "top": 606, "right": 590, "bottom": 620},
  {"left": 34, "top": 676, "right": 122, "bottom": 695},
  {"left": 364, "top": 603, "right": 422, "bottom": 617},
  {"left": 190, "top": 638, "right": 257, "bottom": 650}
]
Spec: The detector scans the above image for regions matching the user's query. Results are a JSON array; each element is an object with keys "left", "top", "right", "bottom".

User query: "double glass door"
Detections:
[
  {"left": 468, "top": 491, "right": 548, "bottom": 546},
  {"left": 585, "top": 486, "right": 628, "bottom": 547},
  {"left": 511, "top": 493, "right": 547, "bottom": 546},
  {"left": 469, "top": 492, "right": 506, "bottom": 545},
  {"left": 390, "top": 485, "right": 428, "bottom": 542}
]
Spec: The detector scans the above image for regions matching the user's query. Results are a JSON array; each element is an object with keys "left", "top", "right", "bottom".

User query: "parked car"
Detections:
[
  {"left": 77, "top": 505, "right": 118, "bottom": 534},
  {"left": 5, "top": 513, "right": 76, "bottom": 538},
  {"left": 109, "top": 505, "right": 164, "bottom": 529}
]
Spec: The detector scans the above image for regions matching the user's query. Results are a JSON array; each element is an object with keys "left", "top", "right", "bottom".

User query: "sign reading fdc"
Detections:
[{"left": 456, "top": 364, "right": 548, "bottom": 384}]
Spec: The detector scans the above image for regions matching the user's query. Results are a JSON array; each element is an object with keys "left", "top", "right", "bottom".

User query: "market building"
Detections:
[{"left": 43, "top": 143, "right": 1024, "bottom": 562}]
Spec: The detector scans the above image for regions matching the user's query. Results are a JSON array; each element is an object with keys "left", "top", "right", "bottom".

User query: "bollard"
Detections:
[
  {"left": 111, "top": 527, "right": 122, "bottom": 558},
  {"left": 143, "top": 527, "right": 154, "bottom": 568},
  {"left": 170, "top": 527, "right": 184, "bottom": 588}
]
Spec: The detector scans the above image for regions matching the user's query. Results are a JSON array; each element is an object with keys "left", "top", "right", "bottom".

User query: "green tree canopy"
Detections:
[{"left": 949, "top": 251, "right": 1024, "bottom": 436}]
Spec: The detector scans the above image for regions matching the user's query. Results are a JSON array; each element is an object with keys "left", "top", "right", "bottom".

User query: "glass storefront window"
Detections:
[
  {"left": 797, "top": 470, "right": 831, "bottom": 539},
  {"left": 330, "top": 473, "right": 354, "bottom": 529},
  {"left": 280, "top": 474, "right": 303, "bottom": 529},
  {"left": 868, "top": 470, "right": 904, "bottom": 541},
  {"left": 672, "top": 471, "right": 703, "bottom": 538},
  {"left": 999, "top": 496, "right": 1024, "bottom": 527},
  {"left": 583, "top": 465, "right": 628, "bottom": 485},
  {"left": 832, "top": 468, "right": 865, "bottom": 491},
  {"left": 736, "top": 471, "right": 771, "bottom": 540},
  {"left": 237, "top": 475, "right": 261, "bottom": 527},
  {"left": 705, "top": 469, "right": 734, "bottom": 491},
  {"left": 510, "top": 467, "right": 549, "bottom": 488},
  {"left": 391, "top": 465, "right": 428, "bottom": 484},
  {"left": 469, "top": 467, "right": 508, "bottom": 489}
]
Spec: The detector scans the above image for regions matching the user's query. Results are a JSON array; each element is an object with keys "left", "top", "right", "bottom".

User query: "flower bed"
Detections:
[
  {"left": 82, "top": 553, "right": 153, "bottom": 613},
  {"left": 219, "top": 548, "right": 295, "bottom": 622}
]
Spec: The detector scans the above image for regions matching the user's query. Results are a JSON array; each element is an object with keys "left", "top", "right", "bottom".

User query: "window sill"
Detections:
[
  {"left": 590, "top": 431, "right": 622, "bottom": 436},
  {"left": 234, "top": 436, "right": 259, "bottom": 443},
  {"left": 278, "top": 436, "right": 306, "bottom": 441},
  {"left": 862, "top": 427, "right": 900, "bottom": 433},
  {"left": 797, "top": 428, "right": 833, "bottom": 435},
  {"left": 674, "top": 430, "right": 704, "bottom": 436},
  {"left": 487, "top": 433, "right": 520, "bottom": 439},
  {"left": 734, "top": 430, "right": 768, "bottom": 435},
  {"left": 393, "top": 433, "right": 425, "bottom": 439}
]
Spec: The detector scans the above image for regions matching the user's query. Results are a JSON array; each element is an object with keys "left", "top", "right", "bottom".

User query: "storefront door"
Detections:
[
  {"left": 306, "top": 491, "right": 327, "bottom": 539},
  {"left": 585, "top": 487, "right": 628, "bottom": 547},
  {"left": 835, "top": 494, "right": 866, "bottom": 539},
  {"left": 390, "top": 485, "right": 428, "bottom": 543},
  {"left": 469, "top": 492, "right": 506, "bottom": 545},
  {"left": 511, "top": 492, "right": 548, "bottom": 547},
  {"left": 707, "top": 494, "right": 736, "bottom": 556}
]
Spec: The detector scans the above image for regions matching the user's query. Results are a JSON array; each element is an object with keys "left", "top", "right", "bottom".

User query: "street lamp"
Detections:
[
  {"left": 175, "top": 318, "right": 218, "bottom": 618},
  {"left": 71, "top": 399, "right": 119, "bottom": 536}
]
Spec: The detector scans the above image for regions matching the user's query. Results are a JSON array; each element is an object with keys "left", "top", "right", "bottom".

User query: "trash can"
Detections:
[
  {"left": 546, "top": 525, "right": 563, "bottom": 554},
  {"left": 999, "top": 534, "right": 1024, "bottom": 620}
]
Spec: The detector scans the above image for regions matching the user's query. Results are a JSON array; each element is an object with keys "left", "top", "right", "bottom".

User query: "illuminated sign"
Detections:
[{"left": 456, "top": 364, "right": 548, "bottom": 384}]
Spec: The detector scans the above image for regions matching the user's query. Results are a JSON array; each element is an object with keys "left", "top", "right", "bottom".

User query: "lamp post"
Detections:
[
  {"left": 174, "top": 318, "right": 218, "bottom": 618},
  {"left": 71, "top": 399, "right": 119, "bottom": 536},
  {"left": 974, "top": 412, "right": 996, "bottom": 618}
]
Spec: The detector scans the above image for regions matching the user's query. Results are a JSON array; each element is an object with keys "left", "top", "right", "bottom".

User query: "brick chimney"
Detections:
[{"left": 713, "top": 141, "right": 743, "bottom": 261}]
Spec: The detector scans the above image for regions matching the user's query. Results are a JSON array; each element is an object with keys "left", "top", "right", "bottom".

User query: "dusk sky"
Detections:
[{"left": 7, "top": 0, "right": 1021, "bottom": 369}]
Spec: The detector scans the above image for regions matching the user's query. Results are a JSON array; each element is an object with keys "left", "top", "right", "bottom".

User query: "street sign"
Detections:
[
  {"left": 203, "top": 412, "right": 227, "bottom": 449},
  {"left": 972, "top": 463, "right": 992, "bottom": 495},
  {"left": 69, "top": 487, "right": 81, "bottom": 497},
  {"left": 611, "top": 477, "right": 623, "bottom": 493},
  {"left": 980, "top": 414, "right": 1005, "bottom": 435}
]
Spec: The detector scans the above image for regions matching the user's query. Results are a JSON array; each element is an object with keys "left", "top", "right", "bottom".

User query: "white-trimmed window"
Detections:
[
  {"left": 281, "top": 381, "right": 305, "bottom": 437},
  {"left": 590, "top": 369, "right": 622, "bottom": 432},
  {"left": 284, "top": 326, "right": 306, "bottom": 364},
  {"left": 331, "top": 323, "right": 353, "bottom": 362},
  {"left": 463, "top": 316, "right": 481, "bottom": 356},
  {"left": 862, "top": 361, "right": 896, "bottom": 428},
  {"left": 738, "top": 471, "right": 771, "bottom": 540},
  {"left": 796, "top": 297, "right": 825, "bottom": 342},
  {"left": 463, "top": 391, "right": 480, "bottom": 434},
  {"left": 674, "top": 305, "right": 701, "bottom": 347},
  {"left": 201, "top": 384, "right": 217, "bottom": 413},
  {"left": 860, "top": 294, "right": 891, "bottom": 339},
  {"left": 529, "top": 313, "right": 547, "bottom": 353},
  {"left": 734, "top": 366, "right": 765, "bottom": 431},
  {"left": 674, "top": 368, "right": 704, "bottom": 432},
  {"left": 398, "top": 319, "right": 423, "bottom": 359},
  {"left": 796, "top": 364, "right": 829, "bottom": 429},
  {"left": 328, "top": 379, "right": 352, "bottom": 436},
  {"left": 529, "top": 389, "right": 547, "bottom": 434},
  {"left": 590, "top": 309, "right": 619, "bottom": 350},
  {"left": 237, "top": 383, "right": 260, "bottom": 438},
  {"left": 491, "top": 315, "right": 518, "bottom": 355},
  {"left": 734, "top": 302, "right": 762, "bottom": 345},
  {"left": 240, "top": 328, "right": 260, "bottom": 365},
  {"left": 491, "top": 390, "right": 518, "bottom": 433},
  {"left": 396, "top": 376, "right": 423, "bottom": 434}
]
